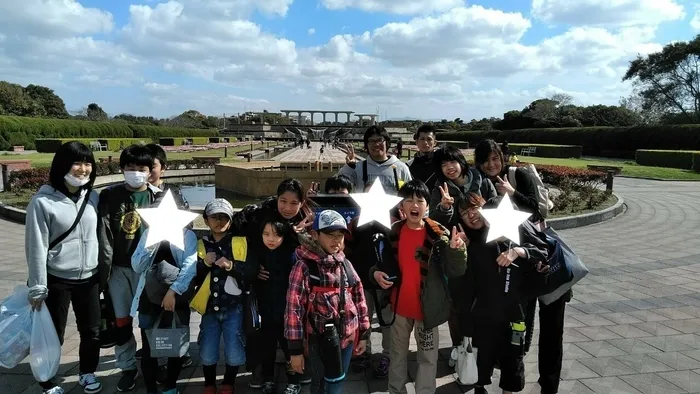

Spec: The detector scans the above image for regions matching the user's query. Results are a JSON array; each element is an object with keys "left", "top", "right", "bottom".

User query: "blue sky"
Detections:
[{"left": 0, "top": 0, "right": 698, "bottom": 121}]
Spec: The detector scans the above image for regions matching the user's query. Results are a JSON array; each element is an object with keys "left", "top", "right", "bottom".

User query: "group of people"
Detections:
[{"left": 22, "top": 124, "right": 570, "bottom": 394}]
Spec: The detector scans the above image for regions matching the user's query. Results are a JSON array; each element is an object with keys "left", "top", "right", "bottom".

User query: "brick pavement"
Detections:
[{"left": 2, "top": 177, "right": 700, "bottom": 393}]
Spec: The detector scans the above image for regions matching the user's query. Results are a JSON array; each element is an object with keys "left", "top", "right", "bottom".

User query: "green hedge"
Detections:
[
  {"left": 439, "top": 140, "right": 470, "bottom": 149},
  {"left": 693, "top": 154, "right": 700, "bottom": 173},
  {"left": 438, "top": 125, "right": 700, "bottom": 158},
  {"left": 35, "top": 138, "right": 153, "bottom": 153},
  {"left": 158, "top": 137, "right": 211, "bottom": 146},
  {"left": 635, "top": 150, "right": 700, "bottom": 169},
  {"left": 509, "top": 143, "right": 582, "bottom": 158},
  {"left": 0, "top": 115, "right": 219, "bottom": 150}
]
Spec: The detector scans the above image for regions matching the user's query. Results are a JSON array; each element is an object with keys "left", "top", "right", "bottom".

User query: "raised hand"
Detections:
[
  {"left": 341, "top": 143, "right": 356, "bottom": 164},
  {"left": 495, "top": 174, "right": 515, "bottom": 196},
  {"left": 398, "top": 208, "right": 407, "bottom": 221},
  {"left": 293, "top": 212, "right": 314, "bottom": 233},
  {"left": 439, "top": 182, "right": 454, "bottom": 209},
  {"left": 450, "top": 224, "right": 468, "bottom": 249},
  {"left": 306, "top": 182, "right": 320, "bottom": 197}
]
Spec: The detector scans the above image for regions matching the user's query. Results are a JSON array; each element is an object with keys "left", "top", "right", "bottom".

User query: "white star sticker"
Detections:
[
  {"left": 136, "top": 189, "right": 199, "bottom": 250},
  {"left": 479, "top": 193, "right": 533, "bottom": 244},
  {"left": 350, "top": 181, "right": 403, "bottom": 230}
]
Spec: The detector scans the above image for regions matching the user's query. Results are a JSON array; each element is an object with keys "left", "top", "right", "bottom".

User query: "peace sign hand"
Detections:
[
  {"left": 439, "top": 182, "right": 454, "bottom": 209},
  {"left": 450, "top": 224, "right": 468, "bottom": 249},
  {"left": 495, "top": 174, "right": 515, "bottom": 196},
  {"left": 293, "top": 212, "right": 314, "bottom": 233},
  {"left": 306, "top": 182, "right": 320, "bottom": 197},
  {"left": 340, "top": 144, "right": 356, "bottom": 164}
]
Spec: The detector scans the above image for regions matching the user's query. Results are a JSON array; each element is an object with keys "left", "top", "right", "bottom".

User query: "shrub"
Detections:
[
  {"left": 509, "top": 143, "right": 582, "bottom": 158},
  {"left": 0, "top": 115, "right": 219, "bottom": 150},
  {"left": 635, "top": 150, "right": 700, "bottom": 169},
  {"left": 35, "top": 138, "right": 153, "bottom": 153},
  {"left": 694, "top": 153, "right": 700, "bottom": 173},
  {"left": 158, "top": 137, "right": 211, "bottom": 146},
  {"left": 438, "top": 124, "right": 700, "bottom": 159}
]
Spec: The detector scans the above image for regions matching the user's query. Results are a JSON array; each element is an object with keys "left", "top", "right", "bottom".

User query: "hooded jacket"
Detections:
[
  {"left": 284, "top": 234, "right": 370, "bottom": 355},
  {"left": 338, "top": 155, "right": 412, "bottom": 193},
  {"left": 429, "top": 168, "right": 497, "bottom": 229},
  {"left": 369, "top": 218, "right": 468, "bottom": 329},
  {"left": 26, "top": 185, "right": 100, "bottom": 300}
]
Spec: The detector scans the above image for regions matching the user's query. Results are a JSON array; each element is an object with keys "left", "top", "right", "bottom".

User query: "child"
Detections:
[
  {"left": 457, "top": 193, "right": 549, "bottom": 394},
  {"left": 195, "top": 199, "right": 257, "bottom": 394},
  {"left": 250, "top": 216, "right": 301, "bottom": 394},
  {"left": 129, "top": 194, "right": 198, "bottom": 394},
  {"left": 285, "top": 210, "right": 370, "bottom": 394},
  {"left": 97, "top": 144, "right": 160, "bottom": 391},
  {"left": 370, "top": 179, "right": 467, "bottom": 394},
  {"left": 146, "top": 143, "right": 190, "bottom": 210}
]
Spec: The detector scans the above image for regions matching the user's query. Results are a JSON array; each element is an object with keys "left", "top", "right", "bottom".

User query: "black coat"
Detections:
[
  {"left": 455, "top": 221, "right": 549, "bottom": 328},
  {"left": 248, "top": 240, "right": 298, "bottom": 324}
]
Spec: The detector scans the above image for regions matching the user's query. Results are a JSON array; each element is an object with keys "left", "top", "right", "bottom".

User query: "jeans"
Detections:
[
  {"left": 39, "top": 274, "right": 101, "bottom": 389},
  {"left": 307, "top": 337, "right": 353, "bottom": 394},
  {"left": 198, "top": 305, "right": 246, "bottom": 366}
]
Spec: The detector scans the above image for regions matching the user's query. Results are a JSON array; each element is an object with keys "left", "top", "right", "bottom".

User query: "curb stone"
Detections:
[{"left": 548, "top": 192, "right": 625, "bottom": 230}]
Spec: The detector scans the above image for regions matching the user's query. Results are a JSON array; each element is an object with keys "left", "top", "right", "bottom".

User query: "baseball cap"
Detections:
[
  {"left": 316, "top": 209, "right": 349, "bottom": 233},
  {"left": 204, "top": 198, "right": 234, "bottom": 219}
]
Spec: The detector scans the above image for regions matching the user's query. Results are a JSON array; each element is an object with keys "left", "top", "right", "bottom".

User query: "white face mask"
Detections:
[
  {"left": 123, "top": 171, "right": 148, "bottom": 188},
  {"left": 64, "top": 173, "right": 90, "bottom": 188}
]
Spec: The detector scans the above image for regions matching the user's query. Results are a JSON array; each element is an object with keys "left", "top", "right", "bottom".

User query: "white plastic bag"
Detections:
[
  {"left": 30, "top": 301, "right": 61, "bottom": 382},
  {"left": 0, "top": 286, "right": 33, "bottom": 369},
  {"left": 456, "top": 336, "right": 478, "bottom": 386}
]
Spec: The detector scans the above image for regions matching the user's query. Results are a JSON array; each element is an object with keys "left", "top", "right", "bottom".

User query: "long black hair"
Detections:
[
  {"left": 433, "top": 144, "right": 469, "bottom": 179},
  {"left": 49, "top": 141, "right": 97, "bottom": 195}
]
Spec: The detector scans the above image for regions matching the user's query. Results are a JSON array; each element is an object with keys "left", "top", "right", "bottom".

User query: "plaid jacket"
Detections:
[{"left": 284, "top": 235, "right": 370, "bottom": 356}]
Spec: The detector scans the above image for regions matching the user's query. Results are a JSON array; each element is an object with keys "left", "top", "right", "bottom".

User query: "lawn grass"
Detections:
[
  {"left": 0, "top": 141, "right": 280, "bottom": 168},
  {"left": 520, "top": 156, "right": 700, "bottom": 181}
]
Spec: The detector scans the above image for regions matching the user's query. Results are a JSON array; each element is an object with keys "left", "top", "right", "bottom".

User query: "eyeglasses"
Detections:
[{"left": 367, "top": 138, "right": 385, "bottom": 145}]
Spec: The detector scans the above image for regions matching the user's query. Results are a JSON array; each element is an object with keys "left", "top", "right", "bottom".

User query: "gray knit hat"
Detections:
[{"left": 204, "top": 198, "right": 234, "bottom": 219}]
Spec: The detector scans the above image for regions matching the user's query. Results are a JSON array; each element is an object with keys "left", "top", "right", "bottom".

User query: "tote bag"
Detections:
[
  {"left": 539, "top": 227, "right": 588, "bottom": 305},
  {"left": 144, "top": 312, "right": 190, "bottom": 358}
]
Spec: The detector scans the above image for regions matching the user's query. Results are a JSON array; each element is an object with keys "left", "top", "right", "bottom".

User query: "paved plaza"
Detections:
[
  {"left": 2, "top": 177, "right": 700, "bottom": 393},
  {"left": 275, "top": 142, "right": 351, "bottom": 164}
]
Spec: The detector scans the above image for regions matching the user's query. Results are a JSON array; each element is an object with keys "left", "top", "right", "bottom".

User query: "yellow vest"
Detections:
[{"left": 190, "top": 236, "right": 247, "bottom": 314}]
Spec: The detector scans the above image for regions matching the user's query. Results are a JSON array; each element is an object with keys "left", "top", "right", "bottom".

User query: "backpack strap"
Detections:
[
  {"left": 508, "top": 166, "right": 518, "bottom": 189},
  {"left": 197, "top": 239, "right": 207, "bottom": 262},
  {"left": 362, "top": 160, "right": 368, "bottom": 187}
]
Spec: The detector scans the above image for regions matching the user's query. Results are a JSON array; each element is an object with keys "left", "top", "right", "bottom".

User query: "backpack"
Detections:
[
  {"left": 303, "top": 257, "right": 357, "bottom": 337},
  {"left": 508, "top": 164, "right": 554, "bottom": 219}
]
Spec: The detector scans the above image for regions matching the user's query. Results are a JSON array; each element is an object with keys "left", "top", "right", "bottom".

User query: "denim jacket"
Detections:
[{"left": 129, "top": 228, "right": 198, "bottom": 317}]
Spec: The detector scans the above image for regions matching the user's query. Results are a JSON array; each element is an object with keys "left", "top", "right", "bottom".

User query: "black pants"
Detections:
[
  {"left": 39, "top": 274, "right": 101, "bottom": 389},
  {"left": 473, "top": 319, "right": 525, "bottom": 393},
  {"left": 524, "top": 293, "right": 568, "bottom": 394},
  {"left": 254, "top": 320, "right": 299, "bottom": 384},
  {"left": 140, "top": 310, "right": 189, "bottom": 392}
]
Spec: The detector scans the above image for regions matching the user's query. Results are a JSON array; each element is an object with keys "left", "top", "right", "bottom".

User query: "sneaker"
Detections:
[
  {"left": 249, "top": 367, "right": 263, "bottom": 389},
  {"left": 448, "top": 347, "right": 458, "bottom": 368},
  {"left": 299, "top": 366, "right": 311, "bottom": 385},
  {"left": 283, "top": 384, "right": 301, "bottom": 394},
  {"left": 43, "top": 388, "right": 65, "bottom": 394},
  {"left": 373, "top": 356, "right": 390, "bottom": 379},
  {"left": 202, "top": 387, "right": 217, "bottom": 394},
  {"left": 79, "top": 373, "right": 103, "bottom": 394},
  {"left": 261, "top": 381, "right": 275, "bottom": 394},
  {"left": 135, "top": 348, "right": 143, "bottom": 360},
  {"left": 219, "top": 384, "right": 234, "bottom": 394},
  {"left": 181, "top": 355, "right": 193, "bottom": 368},
  {"left": 156, "top": 365, "right": 168, "bottom": 385},
  {"left": 117, "top": 369, "right": 139, "bottom": 392}
]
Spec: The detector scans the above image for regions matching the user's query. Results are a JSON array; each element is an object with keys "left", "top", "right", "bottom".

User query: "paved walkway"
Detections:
[
  {"left": 275, "top": 142, "right": 352, "bottom": 164},
  {"left": 2, "top": 177, "right": 700, "bottom": 393}
]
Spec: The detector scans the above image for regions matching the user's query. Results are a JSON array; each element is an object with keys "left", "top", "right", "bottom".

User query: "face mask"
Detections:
[
  {"left": 64, "top": 173, "right": 90, "bottom": 188},
  {"left": 123, "top": 171, "right": 148, "bottom": 188}
]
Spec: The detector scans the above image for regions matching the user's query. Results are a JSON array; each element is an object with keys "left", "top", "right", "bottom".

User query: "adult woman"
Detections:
[
  {"left": 25, "top": 141, "right": 102, "bottom": 394},
  {"left": 474, "top": 139, "right": 569, "bottom": 394}
]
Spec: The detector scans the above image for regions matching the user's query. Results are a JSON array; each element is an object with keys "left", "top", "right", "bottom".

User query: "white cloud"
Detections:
[
  {"left": 691, "top": 7, "right": 700, "bottom": 31},
  {"left": 320, "top": 0, "right": 464, "bottom": 15},
  {"left": 531, "top": 0, "right": 686, "bottom": 26},
  {"left": 308, "top": 28, "right": 316, "bottom": 35}
]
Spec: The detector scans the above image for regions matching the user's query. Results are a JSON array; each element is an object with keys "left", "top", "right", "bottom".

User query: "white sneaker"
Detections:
[
  {"left": 79, "top": 373, "right": 103, "bottom": 394},
  {"left": 449, "top": 346, "right": 459, "bottom": 368},
  {"left": 43, "top": 387, "right": 65, "bottom": 394}
]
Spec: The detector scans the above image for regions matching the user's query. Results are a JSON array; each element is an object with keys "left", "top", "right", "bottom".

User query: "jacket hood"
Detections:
[
  {"left": 296, "top": 233, "right": 346, "bottom": 267},
  {"left": 35, "top": 184, "right": 87, "bottom": 199},
  {"left": 366, "top": 154, "right": 402, "bottom": 168}
]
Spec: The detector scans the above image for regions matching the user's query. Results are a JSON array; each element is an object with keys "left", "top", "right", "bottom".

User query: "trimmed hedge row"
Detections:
[
  {"left": 36, "top": 138, "right": 152, "bottom": 153},
  {"left": 0, "top": 115, "right": 219, "bottom": 150},
  {"left": 635, "top": 150, "right": 700, "bottom": 170},
  {"left": 438, "top": 125, "right": 700, "bottom": 159},
  {"left": 159, "top": 137, "right": 211, "bottom": 146},
  {"left": 509, "top": 143, "right": 582, "bottom": 159},
  {"left": 694, "top": 154, "right": 700, "bottom": 173}
]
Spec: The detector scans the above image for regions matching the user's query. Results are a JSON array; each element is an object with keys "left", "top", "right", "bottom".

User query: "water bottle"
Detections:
[
  {"left": 510, "top": 321, "right": 526, "bottom": 352},
  {"left": 321, "top": 323, "right": 344, "bottom": 383}
]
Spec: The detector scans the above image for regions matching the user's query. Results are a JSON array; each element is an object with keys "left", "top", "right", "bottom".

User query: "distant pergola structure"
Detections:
[
  {"left": 280, "top": 110, "right": 355, "bottom": 125},
  {"left": 354, "top": 113, "right": 378, "bottom": 126}
]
